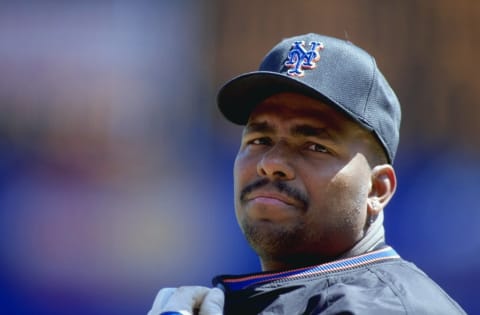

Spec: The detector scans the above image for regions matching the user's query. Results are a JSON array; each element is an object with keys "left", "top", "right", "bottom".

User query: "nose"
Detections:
[{"left": 257, "top": 141, "right": 295, "bottom": 180}]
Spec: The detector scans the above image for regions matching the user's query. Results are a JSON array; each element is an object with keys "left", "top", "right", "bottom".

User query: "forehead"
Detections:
[{"left": 247, "top": 92, "right": 361, "bottom": 132}]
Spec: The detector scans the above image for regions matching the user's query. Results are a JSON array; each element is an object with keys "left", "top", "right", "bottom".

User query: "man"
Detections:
[{"left": 148, "top": 33, "right": 466, "bottom": 315}]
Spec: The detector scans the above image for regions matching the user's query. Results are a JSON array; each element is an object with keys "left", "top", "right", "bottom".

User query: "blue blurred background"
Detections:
[{"left": 0, "top": 1, "right": 478, "bottom": 314}]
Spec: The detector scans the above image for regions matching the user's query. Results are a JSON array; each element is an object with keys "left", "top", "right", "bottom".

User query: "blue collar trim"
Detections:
[{"left": 216, "top": 246, "right": 400, "bottom": 292}]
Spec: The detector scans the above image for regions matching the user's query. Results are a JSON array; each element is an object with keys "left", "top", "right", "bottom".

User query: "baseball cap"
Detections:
[{"left": 217, "top": 33, "right": 401, "bottom": 163}]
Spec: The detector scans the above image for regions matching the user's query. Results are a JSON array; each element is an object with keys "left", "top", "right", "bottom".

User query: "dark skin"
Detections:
[{"left": 234, "top": 92, "right": 396, "bottom": 271}]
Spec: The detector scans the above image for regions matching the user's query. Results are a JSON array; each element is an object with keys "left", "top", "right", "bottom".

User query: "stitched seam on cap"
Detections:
[
  {"left": 363, "top": 56, "right": 393, "bottom": 162},
  {"left": 363, "top": 55, "right": 377, "bottom": 115}
]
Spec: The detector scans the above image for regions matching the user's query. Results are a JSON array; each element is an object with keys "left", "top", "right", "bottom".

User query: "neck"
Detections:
[
  {"left": 259, "top": 212, "right": 386, "bottom": 271},
  {"left": 260, "top": 253, "right": 338, "bottom": 271},
  {"left": 340, "top": 211, "right": 385, "bottom": 258}
]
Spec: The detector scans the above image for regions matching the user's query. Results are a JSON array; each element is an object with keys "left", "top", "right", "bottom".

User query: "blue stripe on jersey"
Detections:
[{"left": 218, "top": 246, "right": 400, "bottom": 291}]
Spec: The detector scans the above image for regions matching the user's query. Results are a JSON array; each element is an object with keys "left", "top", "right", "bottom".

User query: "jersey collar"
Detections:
[{"left": 214, "top": 246, "right": 400, "bottom": 292}]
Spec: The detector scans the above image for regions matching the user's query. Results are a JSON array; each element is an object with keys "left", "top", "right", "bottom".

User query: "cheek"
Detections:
[
  {"left": 233, "top": 151, "right": 255, "bottom": 216},
  {"left": 233, "top": 154, "right": 242, "bottom": 205},
  {"left": 328, "top": 164, "right": 370, "bottom": 222},
  {"left": 234, "top": 149, "right": 259, "bottom": 183},
  {"left": 233, "top": 152, "right": 246, "bottom": 196},
  {"left": 310, "top": 161, "right": 370, "bottom": 228}
]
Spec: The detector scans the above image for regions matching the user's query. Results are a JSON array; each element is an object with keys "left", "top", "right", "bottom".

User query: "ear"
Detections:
[{"left": 367, "top": 164, "right": 397, "bottom": 217}]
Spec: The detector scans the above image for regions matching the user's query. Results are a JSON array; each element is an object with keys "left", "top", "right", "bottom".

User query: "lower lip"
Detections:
[
  {"left": 246, "top": 197, "right": 298, "bottom": 220},
  {"left": 252, "top": 196, "right": 291, "bottom": 206}
]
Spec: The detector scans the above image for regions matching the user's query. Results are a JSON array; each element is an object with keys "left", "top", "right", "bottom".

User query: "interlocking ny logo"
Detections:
[{"left": 285, "top": 41, "right": 324, "bottom": 77}]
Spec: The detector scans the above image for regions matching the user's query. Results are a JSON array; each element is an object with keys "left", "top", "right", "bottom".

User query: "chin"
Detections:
[{"left": 242, "top": 219, "right": 306, "bottom": 256}]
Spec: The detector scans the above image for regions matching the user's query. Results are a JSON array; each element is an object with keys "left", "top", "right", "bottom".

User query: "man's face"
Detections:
[{"left": 234, "top": 92, "right": 377, "bottom": 269}]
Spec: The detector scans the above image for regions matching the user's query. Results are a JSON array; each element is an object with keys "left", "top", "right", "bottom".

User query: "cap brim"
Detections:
[
  {"left": 218, "top": 71, "right": 320, "bottom": 125},
  {"left": 217, "top": 71, "right": 367, "bottom": 129}
]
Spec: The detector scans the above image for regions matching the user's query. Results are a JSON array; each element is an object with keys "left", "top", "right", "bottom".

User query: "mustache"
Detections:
[{"left": 240, "top": 178, "right": 309, "bottom": 209}]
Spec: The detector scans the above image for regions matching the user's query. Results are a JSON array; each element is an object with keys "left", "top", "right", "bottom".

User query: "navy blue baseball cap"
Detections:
[{"left": 217, "top": 33, "right": 401, "bottom": 163}]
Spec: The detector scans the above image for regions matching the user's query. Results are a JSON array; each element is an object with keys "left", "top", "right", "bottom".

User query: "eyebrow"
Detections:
[
  {"left": 243, "top": 121, "right": 274, "bottom": 135},
  {"left": 291, "top": 124, "right": 333, "bottom": 139},
  {"left": 244, "top": 121, "right": 337, "bottom": 141}
]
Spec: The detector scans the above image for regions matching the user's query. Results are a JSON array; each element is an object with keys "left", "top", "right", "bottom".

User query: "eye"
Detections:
[
  {"left": 249, "top": 137, "right": 272, "bottom": 146},
  {"left": 306, "top": 143, "right": 329, "bottom": 153}
]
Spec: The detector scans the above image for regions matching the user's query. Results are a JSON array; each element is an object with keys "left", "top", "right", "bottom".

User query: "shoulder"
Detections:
[
  {"left": 219, "top": 257, "right": 467, "bottom": 315},
  {"left": 317, "top": 259, "right": 466, "bottom": 315}
]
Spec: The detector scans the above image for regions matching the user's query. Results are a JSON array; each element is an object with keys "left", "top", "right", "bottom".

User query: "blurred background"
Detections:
[{"left": 0, "top": 1, "right": 478, "bottom": 314}]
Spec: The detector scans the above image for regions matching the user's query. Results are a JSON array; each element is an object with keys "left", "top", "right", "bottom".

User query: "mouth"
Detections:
[
  {"left": 240, "top": 179, "right": 309, "bottom": 211},
  {"left": 242, "top": 189, "right": 306, "bottom": 222},
  {"left": 247, "top": 191, "right": 297, "bottom": 206},
  {"left": 244, "top": 189, "right": 308, "bottom": 212}
]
